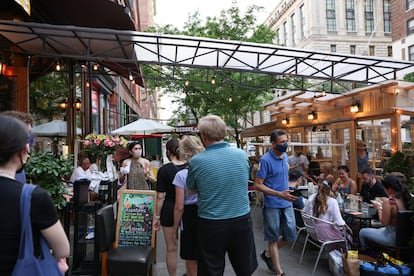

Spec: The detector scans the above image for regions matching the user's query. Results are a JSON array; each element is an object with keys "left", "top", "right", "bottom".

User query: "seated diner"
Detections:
[
  {"left": 332, "top": 165, "right": 357, "bottom": 195},
  {"left": 303, "top": 179, "right": 352, "bottom": 243},
  {"left": 359, "top": 175, "right": 411, "bottom": 252}
]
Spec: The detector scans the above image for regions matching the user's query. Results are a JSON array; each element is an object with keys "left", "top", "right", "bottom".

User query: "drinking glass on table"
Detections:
[{"left": 360, "top": 202, "right": 369, "bottom": 215}]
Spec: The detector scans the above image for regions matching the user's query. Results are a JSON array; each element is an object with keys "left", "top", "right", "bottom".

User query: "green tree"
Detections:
[
  {"left": 403, "top": 72, "right": 414, "bottom": 82},
  {"left": 29, "top": 72, "right": 68, "bottom": 120},
  {"left": 145, "top": 1, "right": 278, "bottom": 146}
]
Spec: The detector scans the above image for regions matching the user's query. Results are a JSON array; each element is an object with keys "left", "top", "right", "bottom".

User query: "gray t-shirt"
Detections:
[{"left": 288, "top": 154, "right": 309, "bottom": 174}]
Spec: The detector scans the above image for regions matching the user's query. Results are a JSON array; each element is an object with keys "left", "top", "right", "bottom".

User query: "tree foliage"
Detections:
[
  {"left": 145, "top": 1, "right": 278, "bottom": 146},
  {"left": 403, "top": 72, "right": 414, "bottom": 82},
  {"left": 29, "top": 72, "right": 68, "bottom": 120}
]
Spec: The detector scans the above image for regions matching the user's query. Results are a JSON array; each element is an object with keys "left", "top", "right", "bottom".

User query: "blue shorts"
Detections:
[{"left": 263, "top": 206, "right": 296, "bottom": 242}]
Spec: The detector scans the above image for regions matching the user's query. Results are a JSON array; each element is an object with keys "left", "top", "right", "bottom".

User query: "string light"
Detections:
[
  {"left": 55, "top": 61, "right": 62, "bottom": 71},
  {"left": 211, "top": 76, "right": 216, "bottom": 85}
]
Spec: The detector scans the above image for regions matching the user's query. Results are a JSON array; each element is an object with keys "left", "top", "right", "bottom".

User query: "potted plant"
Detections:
[
  {"left": 83, "top": 133, "right": 128, "bottom": 171},
  {"left": 25, "top": 151, "right": 74, "bottom": 210}
]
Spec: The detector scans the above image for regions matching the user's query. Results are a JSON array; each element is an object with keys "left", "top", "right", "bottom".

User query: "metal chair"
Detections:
[
  {"left": 299, "top": 212, "right": 347, "bottom": 275},
  {"left": 290, "top": 208, "right": 307, "bottom": 252},
  {"left": 96, "top": 204, "right": 154, "bottom": 276}
]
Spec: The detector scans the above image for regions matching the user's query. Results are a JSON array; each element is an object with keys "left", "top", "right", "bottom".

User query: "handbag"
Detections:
[
  {"left": 11, "top": 184, "right": 63, "bottom": 276},
  {"left": 359, "top": 253, "right": 411, "bottom": 276}
]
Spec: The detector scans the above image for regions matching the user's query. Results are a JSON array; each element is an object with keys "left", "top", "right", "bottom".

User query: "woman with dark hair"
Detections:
[
  {"left": 153, "top": 138, "right": 187, "bottom": 276},
  {"left": 0, "top": 115, "right": 70, "bottom": 274},
  {"left": 359, "top": 174, "right": 411, "bottom": 251},
  {"left": 332, "top": 165, "right": 357, "bottom": 195},
  {"left": 303, "top": 179, "right": 350, "bottom": 241},
  {"left": 119, "top": 141, "right": 155, "bottom": 190}
]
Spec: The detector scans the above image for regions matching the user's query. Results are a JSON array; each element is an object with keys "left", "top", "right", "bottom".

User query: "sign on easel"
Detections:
[{"left": 115, "top": 189, "right": 156, "bottom": 247}]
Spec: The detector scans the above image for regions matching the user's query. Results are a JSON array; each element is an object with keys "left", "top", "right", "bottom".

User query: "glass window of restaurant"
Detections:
[
  {"left": 401, "top": 114, "right": 414, "bottom": 154},
  {"left": 356, "top": 118, "right": 392, "bottom": 174},
  {"left": 307, "top": 125, "right": 349, "bottom": 166}
]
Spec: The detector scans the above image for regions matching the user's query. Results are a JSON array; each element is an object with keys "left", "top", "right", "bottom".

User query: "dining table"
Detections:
[{"left": 343, "top": 205, "right": 382, "bottom": 245}]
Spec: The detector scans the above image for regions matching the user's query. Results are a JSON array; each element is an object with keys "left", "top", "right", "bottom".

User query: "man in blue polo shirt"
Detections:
[
  {"left": 187, "top": 114, "right": 257, "bottom": 276},
  {"left": 254, "top": 129, "right": 297, "bottom": 275}
]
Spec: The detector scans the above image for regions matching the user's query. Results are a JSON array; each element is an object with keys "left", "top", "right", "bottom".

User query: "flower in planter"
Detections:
[{"left": 83, "top": 133, "right": 128, "bottom": 160}]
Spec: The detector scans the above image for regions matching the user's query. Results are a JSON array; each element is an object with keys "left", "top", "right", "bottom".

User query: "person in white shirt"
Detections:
[
  {"left": 70, "top": 157, "right": 92, "bottom": 183},
  {"left": 303, "top": 179, "right": 352, "bottom": 243}
]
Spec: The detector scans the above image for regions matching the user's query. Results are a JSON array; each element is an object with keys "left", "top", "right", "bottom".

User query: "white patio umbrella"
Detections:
[
  {"left": 31, "top": 120, "right": 81, "bottom": 137},
  {"left": 111, "top": 119, "right": 174, "bottom": 155},
  {"left": 111, "top": 119, "right": 174, "bottom": 135}
]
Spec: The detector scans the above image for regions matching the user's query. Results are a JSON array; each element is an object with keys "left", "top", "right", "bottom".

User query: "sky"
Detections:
[
  {"left": 154, "top": 0, "right": 277, "bottom": 29},
  {"left": 154, "top": 0, "right": 278, "bottom": 120}
]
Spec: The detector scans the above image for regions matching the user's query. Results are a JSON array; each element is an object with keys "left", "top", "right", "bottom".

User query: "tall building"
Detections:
[
  {"left": 391, "top": 0, "right": 414, "bottom": 61},
  {"left": 264, "top": 0, "right": 393, "bottom": 57}
]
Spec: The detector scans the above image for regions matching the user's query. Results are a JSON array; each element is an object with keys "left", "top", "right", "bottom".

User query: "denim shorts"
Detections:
[{"left": 263, "top": 206, "right": 296, "bottom": 242}]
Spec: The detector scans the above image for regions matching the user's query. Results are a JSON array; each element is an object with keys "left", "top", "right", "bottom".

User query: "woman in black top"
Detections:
[
  {"left": 0, "top": 115, "right": 70, "bottom": 274},
  {"left": 154, "top": 138, "right": 187, "bottom": 276}
]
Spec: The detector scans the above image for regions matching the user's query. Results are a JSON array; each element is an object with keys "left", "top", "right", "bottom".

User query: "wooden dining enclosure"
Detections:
[{"left": 241, "top": 80, "right": 414, "bottom": 190}]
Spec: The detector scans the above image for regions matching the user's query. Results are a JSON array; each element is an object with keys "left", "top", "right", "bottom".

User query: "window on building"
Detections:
[
  {"left": 369, "top": 45, "right": 375, "bottom": 56},
  {"left": 291, "top": 13, "right": 296, "bottom": 46},
  {"left": 365, "top": 0, "right": 375, "bottom": 32},
  {"left": 330, "top": 45, "right": 337, "bottom": 52},
  {"left": 408, "top": 0, "right": 414, "bottom": 10},
  {"left": 345, "top": 0, "right": 356, "bottom": 32},
  {"left": 350, "top": 45, "right": 356, "bottom": 54},
  {"left": 276, "top": 29, "right": 280, "bottom": 45},
  {"left": 383, "top": 0, "right": 391, "bottom": 33},
  {"left": 387, "top": 46, "right": 393, "bottom": 57},
  {"left": 299, "top": 5, "right": 305, "bottom": 39},
  {"left": 326, "top": 0, "right": 336, "bottom": 31},
  {"left": 283, "top": 21, "right": 288, "bottom": 46},
  {"left": 409, "top": 45, "right": 414, "bottom": 61},
  {"left": 408, "top": 19, "right": 414, "bottom": 35}
]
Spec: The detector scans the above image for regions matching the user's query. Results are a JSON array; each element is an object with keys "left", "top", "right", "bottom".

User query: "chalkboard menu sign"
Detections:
[{"left": 115, "top": 189, "right": 156, "bottom": 247}]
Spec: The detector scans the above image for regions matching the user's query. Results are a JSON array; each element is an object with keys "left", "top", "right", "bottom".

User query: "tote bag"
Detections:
[{"left": 12, "top": 184, "right": 62, "bottom": 276}]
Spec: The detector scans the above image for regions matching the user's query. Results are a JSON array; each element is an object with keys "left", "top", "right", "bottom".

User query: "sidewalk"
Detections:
[{"left": 152, "top": 205, "right": 332, "bottom": 275}]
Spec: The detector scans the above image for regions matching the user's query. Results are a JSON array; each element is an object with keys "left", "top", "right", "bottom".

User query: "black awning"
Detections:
[{"left": 30, "top": 0, "right": 135, "bottom": 31}]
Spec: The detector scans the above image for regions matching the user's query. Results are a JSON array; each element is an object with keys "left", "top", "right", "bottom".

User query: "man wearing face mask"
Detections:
[
  {"left": 119, "top": 141, "right": 155, "bottom": 190},
  {"left": 254, "top": 129, "right": 297, "bottom": 276},
  {"left": 1, "top": 111, "right": 34, "bottom": 184}
]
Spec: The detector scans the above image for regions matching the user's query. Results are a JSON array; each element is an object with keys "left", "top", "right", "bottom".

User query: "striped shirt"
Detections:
[{"left": 187, "top": 142, "right": 250, "bottom": 220}]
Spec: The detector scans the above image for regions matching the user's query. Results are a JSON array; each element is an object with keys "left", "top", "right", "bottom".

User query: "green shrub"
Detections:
[{"left": 26, "top": 151, "right": 74, "bottom": 210}]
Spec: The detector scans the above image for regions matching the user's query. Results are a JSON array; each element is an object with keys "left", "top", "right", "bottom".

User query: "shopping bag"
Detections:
[
  {"left": 359, "top": 262, "right": 411, "bottom": 275},
  {"left": 360, "top": 253, "right": 411, "bottom": 276},
  {"left": 343, "top": 254, "right": 360, "bottom": 276},
  {"left": 11, "top": 184, "right": 62, "bottom": 276}
]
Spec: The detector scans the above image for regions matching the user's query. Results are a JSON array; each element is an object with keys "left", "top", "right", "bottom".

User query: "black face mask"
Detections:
[{"left": 16, "top": 155, "right": 25, "bottom": 174}]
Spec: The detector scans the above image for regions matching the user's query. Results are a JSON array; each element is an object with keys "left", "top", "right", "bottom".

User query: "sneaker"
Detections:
[{"left": 260, "top": 250, "right": 275, "bottom": 272}]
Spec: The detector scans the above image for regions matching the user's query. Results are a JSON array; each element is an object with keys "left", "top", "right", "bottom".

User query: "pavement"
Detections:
[{"left": 152, "top": 203, "right": 332, "bottom": 276}]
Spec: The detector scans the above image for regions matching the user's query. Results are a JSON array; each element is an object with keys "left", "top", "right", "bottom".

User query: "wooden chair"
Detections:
[
  {"left": 96, "top": 204, "right": 154, "bottom": 276},
  {"left": 366, "top": 210, "right": 414, "bottom": 263},
  {"left": 299, "top": 213, "right": 348, "bottom": 275}
]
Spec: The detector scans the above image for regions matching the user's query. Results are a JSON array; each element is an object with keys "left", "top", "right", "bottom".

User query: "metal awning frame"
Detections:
[{"left": 0, "top": 20, "right": 413, "bottom": 91}]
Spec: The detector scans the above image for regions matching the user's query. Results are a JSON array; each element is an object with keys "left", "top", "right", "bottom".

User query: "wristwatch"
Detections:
[{"left": 155, "top": 215, "right": 160, "bottom": 219}]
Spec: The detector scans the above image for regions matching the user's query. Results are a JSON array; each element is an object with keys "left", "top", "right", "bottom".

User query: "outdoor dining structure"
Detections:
[{"left": 241, "top": 80, "right": 414, "bottom": 190}]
